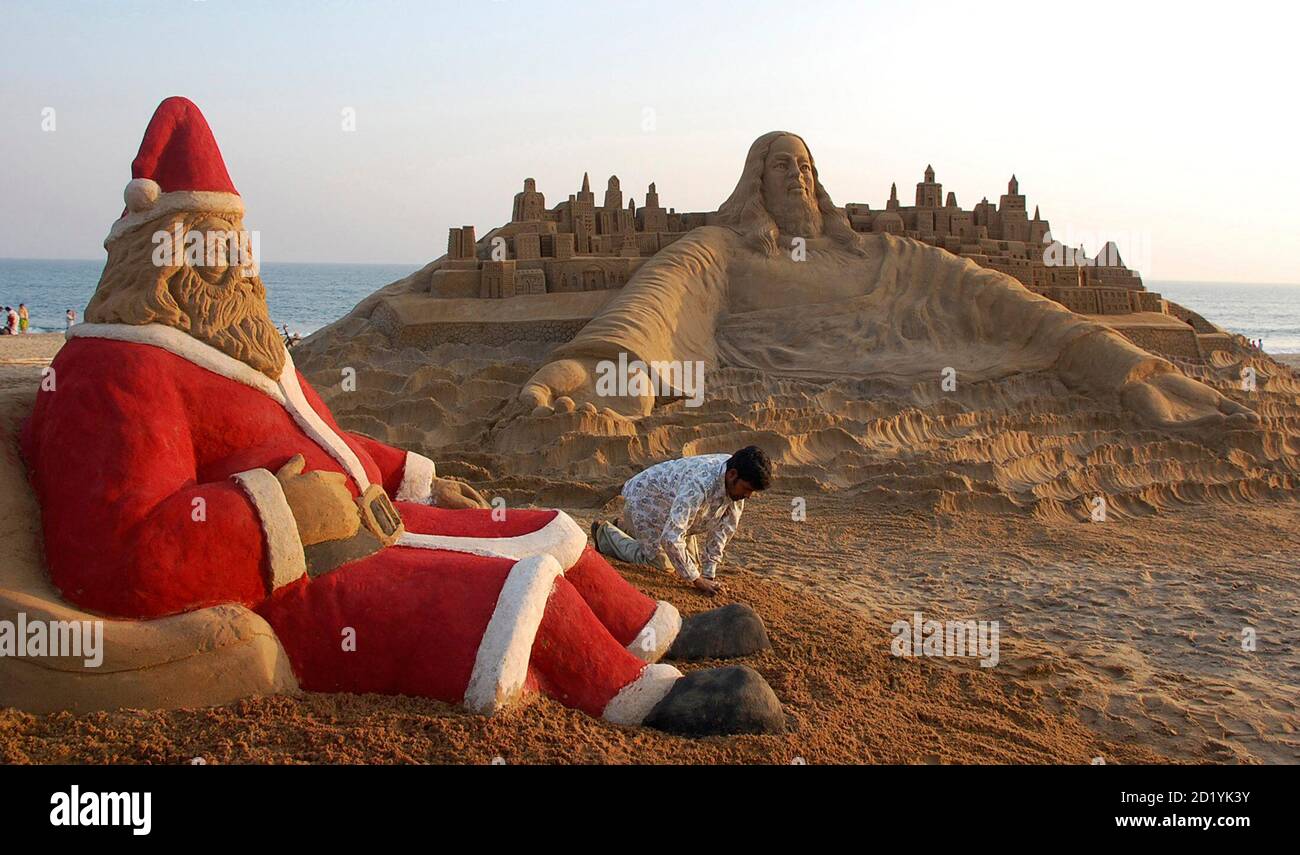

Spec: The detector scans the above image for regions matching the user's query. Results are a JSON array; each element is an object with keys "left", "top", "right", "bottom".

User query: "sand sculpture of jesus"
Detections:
[{"left": 521, "top": 132, "right": 1256, "bottom": 430}]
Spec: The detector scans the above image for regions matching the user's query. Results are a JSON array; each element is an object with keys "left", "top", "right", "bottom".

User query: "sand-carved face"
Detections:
[
  {"left": 85, "top": 210, "right": 286, "bottom": 379},
  {"left": 761, "top": 134, "right": 822, "bottom": 237},
  {"left": 715, "top": 131, "right": 864, "bottom": 257}
]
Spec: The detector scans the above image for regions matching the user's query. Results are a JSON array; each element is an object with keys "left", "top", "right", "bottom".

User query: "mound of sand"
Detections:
[
  {"left": 289, "top": 274, "right": 1300, "bottom": 764},
  {"left": 295, "top": 308, "right": 1300, "bottom": 522},
  {"left": 5, "top": 322, "right": 1296, "bottom": 763},
  {"left": 1, "top": 558, "right": 1173, "bottom": 764}
]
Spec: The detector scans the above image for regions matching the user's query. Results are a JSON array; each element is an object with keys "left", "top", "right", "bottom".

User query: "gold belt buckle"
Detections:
[{"left": 356, "top": 484, "right": 405, "bottom": 547}]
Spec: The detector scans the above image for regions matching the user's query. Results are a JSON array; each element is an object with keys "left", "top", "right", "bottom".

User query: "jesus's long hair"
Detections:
[{"left": 713, "top": 131, "right": 865, "bottom": 258}]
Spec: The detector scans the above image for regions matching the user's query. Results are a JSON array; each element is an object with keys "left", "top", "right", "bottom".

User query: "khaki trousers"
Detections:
[{"left": 594, "top": 519, "right": 701, "bottom": 577}]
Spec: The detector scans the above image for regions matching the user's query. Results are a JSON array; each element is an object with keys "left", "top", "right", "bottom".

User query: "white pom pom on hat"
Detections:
[{"left": 124, "top": 177, "right": 161, "bottom": 213}]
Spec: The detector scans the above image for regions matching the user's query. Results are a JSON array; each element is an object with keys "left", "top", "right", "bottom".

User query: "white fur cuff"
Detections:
[
  {"left": 232, "top": 468, "right": 307, "bottom": 592},
  {"left": 627, "top": 600, "right": 682, "bottom": 663},
  {"left": 602, "top": 663, "right": 683, "bottom": 726},
  {"left": 396, "top": 451, "right": 437, "bottom": 503}
]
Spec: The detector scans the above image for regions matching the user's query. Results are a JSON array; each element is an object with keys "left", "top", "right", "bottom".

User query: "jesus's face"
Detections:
[{"left": 761, "top": 134, "right": 822, "bottom": 238}]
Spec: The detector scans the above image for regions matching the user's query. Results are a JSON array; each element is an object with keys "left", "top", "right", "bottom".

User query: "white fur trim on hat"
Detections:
[
  {"left": 463, "top": 554, "right": 563, "bottom": 715},
  {"left": 602, "top": 663, "right": 683, "bottom": 726},
  {"left": 626, "top": 600, "right": 681, "bottom": 663},
  {"left": 231, "top": 468, "right": 307, "bottom": 592},
  {"left": 106, "top": 187, "right": 244, "bottom": 245},
  {"left": 396, "top": 451, "right": 437, "bottom": 502}
]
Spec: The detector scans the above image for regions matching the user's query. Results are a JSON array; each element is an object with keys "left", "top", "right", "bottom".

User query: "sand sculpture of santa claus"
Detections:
[{"left": 20, "top": 97, "right": 783, "bottom": 736}]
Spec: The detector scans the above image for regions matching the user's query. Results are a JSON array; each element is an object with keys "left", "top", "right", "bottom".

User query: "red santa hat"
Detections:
[{"left": 107, "top": 96, "right": 244, "bottom": 244}]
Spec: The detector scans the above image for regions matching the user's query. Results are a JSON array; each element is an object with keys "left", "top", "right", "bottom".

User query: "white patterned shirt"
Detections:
[{"left": 622, "top": 453, "right": 744, "bottom": 581}]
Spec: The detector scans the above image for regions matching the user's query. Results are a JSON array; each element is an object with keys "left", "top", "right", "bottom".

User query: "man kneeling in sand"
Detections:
[{"left": 593, "top": 446, "right": 771, "bottom": 596}]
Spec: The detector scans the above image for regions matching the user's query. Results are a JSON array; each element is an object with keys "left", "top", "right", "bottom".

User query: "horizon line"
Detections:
[{"left": 2, "top": 256, "right": 1296, "bottom": 289}]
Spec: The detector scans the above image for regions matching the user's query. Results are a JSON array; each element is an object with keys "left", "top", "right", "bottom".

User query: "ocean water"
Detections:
[
  {"left": 2, "top": 259, "right": 1297, "bottom": 353},
  {"left": 1149, "top": 281, "right": 1300, "bottom": 353},
  {"left": 0, "top": 258, "right": 419, "bottom": 335}
]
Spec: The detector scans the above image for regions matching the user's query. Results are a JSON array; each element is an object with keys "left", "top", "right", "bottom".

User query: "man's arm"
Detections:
[
  {"left": 699, "top": 500, "right": 743, "bottom": 580},
  {"left": 659, "top": 481, "right": 707, "bottom": 582}
]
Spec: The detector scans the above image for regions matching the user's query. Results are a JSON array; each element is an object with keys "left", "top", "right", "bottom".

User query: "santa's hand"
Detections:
[
  {"left": 274, "top": 454, "right": 361, "bottom": 545},
  {"left": 431, "top": 477, "right": 490, "bottom": 510}
]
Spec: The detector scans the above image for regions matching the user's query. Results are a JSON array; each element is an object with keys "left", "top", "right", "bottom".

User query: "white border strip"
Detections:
[
  {"left": 397, "top": 511, "right": 587, "bottom": 571},
  {"left": 463, "top": 554, "right": 563, "bottom": 715},
  {"left": 277, "top": 358, "right": 371, "bottom": 488},
  {"left": 231, "top": 468, "right": 307, "bottom": 590}
]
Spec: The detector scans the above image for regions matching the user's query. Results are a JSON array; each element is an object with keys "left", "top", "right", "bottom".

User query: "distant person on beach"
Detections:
[
  {"left": 591, "top": 446, "right": 772, "bottom": 596},
  {"left": 65, "top": 309, "right": 76, "bottom": 329},
  {"left": 18, "top": 304, "right": 28, "bottom": 333},
  {"left": 4, "top": 306, "right": 17, "bottom": 335}
]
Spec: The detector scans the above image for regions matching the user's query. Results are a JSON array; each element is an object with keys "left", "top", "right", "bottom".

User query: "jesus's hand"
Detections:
[{"left": 519, "top": 357, "right": 656, "bottom": 420}]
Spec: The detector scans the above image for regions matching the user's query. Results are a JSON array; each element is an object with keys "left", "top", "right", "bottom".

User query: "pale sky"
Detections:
[{"left": 2, "top": 0, "right": 1297, "bottom": 283}]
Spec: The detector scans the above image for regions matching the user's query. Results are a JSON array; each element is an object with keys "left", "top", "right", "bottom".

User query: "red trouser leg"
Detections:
[
  {"left": 255, "top": 547, "right": 512, "bottom": 701},
  {"left": 527, "top": 576, "right": 652, "bottom": 717},
  {"left": 562, "top": 546, "right": 660, "bottom": 647},
  {"left": 397, "top": 501, "right": 663, "bottom": 650}
]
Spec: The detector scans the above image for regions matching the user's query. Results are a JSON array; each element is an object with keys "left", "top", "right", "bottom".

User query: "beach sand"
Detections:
[
  {"left": 0, "top": 333, "right": 61, "bottom": 393},
  {"left": 2, "top": 331, "right": 1296, "bottom": 763}
]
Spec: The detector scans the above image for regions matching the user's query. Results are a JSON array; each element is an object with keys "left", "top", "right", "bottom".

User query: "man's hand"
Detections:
[
  {"left": 431, "top": 477, "right": 490, "bottom": 510},
  {"left": 275, "top": 454, "right": 361, "bottom": 546},
  {"left": 692, "top": 576, "right": 725, "bottom": 596}
]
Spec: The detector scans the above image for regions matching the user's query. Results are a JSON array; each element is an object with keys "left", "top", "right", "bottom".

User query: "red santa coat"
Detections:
[{"left": 22, "top": 322, "right": 684, "bottom": 722}]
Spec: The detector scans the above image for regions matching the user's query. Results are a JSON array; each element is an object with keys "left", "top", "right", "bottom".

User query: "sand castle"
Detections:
[
  {"left": 400, "top": 156, "right": 1213, "bottom": 363},
  {"left": 300, "top": 131, "right": 1297, "bottom": 522}
]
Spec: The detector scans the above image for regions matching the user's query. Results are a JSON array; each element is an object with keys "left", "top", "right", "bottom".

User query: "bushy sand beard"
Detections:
[
  {"left": 85, "top": 217, "right": 286, "bottom": 379},
  {"left": 767, "top": 192, "right": 824, "bottom": 241},
  {"left": 169, "top": 265, "right": 286, "bottom": 378}
]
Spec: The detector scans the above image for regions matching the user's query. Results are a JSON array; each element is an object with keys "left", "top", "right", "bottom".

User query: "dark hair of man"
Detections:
[{"left": 726, "top": 445, "right": 772, "bottom": 490}]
